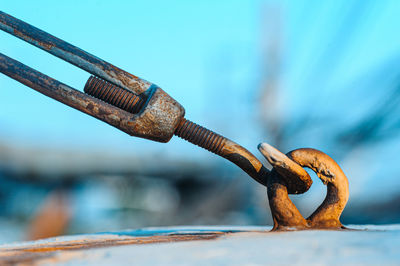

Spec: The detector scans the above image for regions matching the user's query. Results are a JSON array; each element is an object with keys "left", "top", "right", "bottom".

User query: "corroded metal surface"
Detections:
[
  {"left": 257, "top": 143, "right": 312, "bottom": 194},
  {"left": 175, "top": 118, "right": 269, "bottom": 186},
  {"left": 259, "top": 143, "right": 349, "bottom": 230},
  {"left": 84, "top": 76, "right": 145, "bottom": 114}
]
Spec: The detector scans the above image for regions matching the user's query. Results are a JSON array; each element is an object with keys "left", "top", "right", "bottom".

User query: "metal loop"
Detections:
[{"left": 259, "top": 144, "right": 349, "bottom": 230}]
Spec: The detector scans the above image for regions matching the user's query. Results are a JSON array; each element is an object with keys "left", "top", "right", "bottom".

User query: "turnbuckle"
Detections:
[{"left": 0, "top": 11, "right": 349, "bottom": 230}]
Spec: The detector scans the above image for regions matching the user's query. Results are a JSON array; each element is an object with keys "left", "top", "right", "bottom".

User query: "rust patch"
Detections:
[
  {"left": 109, "top": 64, "right": 139, "bottom": 81},
  {"left": 86, "top": 103, "right": 94, "bottom": 111},
  {"left": 12, "top": 28, "right": 54, "bottom": 51}
]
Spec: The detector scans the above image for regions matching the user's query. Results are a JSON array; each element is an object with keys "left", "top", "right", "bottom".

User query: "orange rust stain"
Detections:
[
  {"left": 2, "top": 233, "right": 223, "bottom": 253},
  {"left": 0, "top": 233, "right": 224, "bottom": 264},
  {"left": 37, "top": 41, "right": 55, "bottom": 51},
  {"left": 86, "top": 103, "right": 94, "bottom": 111},
  {"left": 12, "top": 28, "right": 54, "bottom": 50},
  {"left": 109, "top": 65, "right": 139, "bottom": 80}
]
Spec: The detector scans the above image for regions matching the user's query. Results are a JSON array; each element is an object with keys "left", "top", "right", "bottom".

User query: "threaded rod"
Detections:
[
  {"left": 84, "top": 75, "right": 145, "bottom": 113},
  {"left": 174, "top": 118, "right": 226, "bottom": 156}
]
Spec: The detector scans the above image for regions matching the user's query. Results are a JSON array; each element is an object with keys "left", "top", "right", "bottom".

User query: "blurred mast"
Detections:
[{"left": 259, "top": 3, "right": 283, "bottom": 149}]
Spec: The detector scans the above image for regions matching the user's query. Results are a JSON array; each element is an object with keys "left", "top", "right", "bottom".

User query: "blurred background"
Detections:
[{"left": 1, "top": 0, "right": 400, "bottom": 243}]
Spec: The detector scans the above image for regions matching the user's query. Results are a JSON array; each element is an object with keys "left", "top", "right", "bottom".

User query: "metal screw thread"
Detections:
[
  {"left": 84, "top": 75, "right": 145, "bottom": 113},
  {"left": 83, "top": 75, "right": 227, "bottom": 155},
  {"left": 174, "top": 118, "right": 226, "bottom": 156}
]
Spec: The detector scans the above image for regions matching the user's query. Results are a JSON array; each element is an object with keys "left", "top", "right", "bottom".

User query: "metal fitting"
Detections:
[{"left": 259, "top": 143, "right": 349, "bottom": 230}]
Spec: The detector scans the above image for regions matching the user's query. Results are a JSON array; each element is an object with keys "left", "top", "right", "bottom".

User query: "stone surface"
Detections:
[{"left": 1, "top": 225, "right": 399, "bottom": 265}]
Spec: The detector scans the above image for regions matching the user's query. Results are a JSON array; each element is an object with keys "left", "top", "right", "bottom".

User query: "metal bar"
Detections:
[
  {"left": 0, "top": 10, "right": 151, "bottom": 95},
  {"left": 0, "top": 52, "right": 136, "bottom": 135}
]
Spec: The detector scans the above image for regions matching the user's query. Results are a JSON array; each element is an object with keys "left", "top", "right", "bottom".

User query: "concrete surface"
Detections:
[{"left": 1, "top": 225, "right": 399, "bottom": 265}]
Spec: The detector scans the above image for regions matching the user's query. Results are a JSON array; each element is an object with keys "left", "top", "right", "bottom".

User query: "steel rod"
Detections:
[
  {"left": 0, "top": 10, "right": 151, "bottom": 95},
  {"left": 0, "top": 52, "right": 135, "bottom": 134}
]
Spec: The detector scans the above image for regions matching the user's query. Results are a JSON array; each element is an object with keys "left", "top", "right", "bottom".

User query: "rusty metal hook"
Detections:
[{"left": 258, "top": 143, "right": 349, "bottom": 230}]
